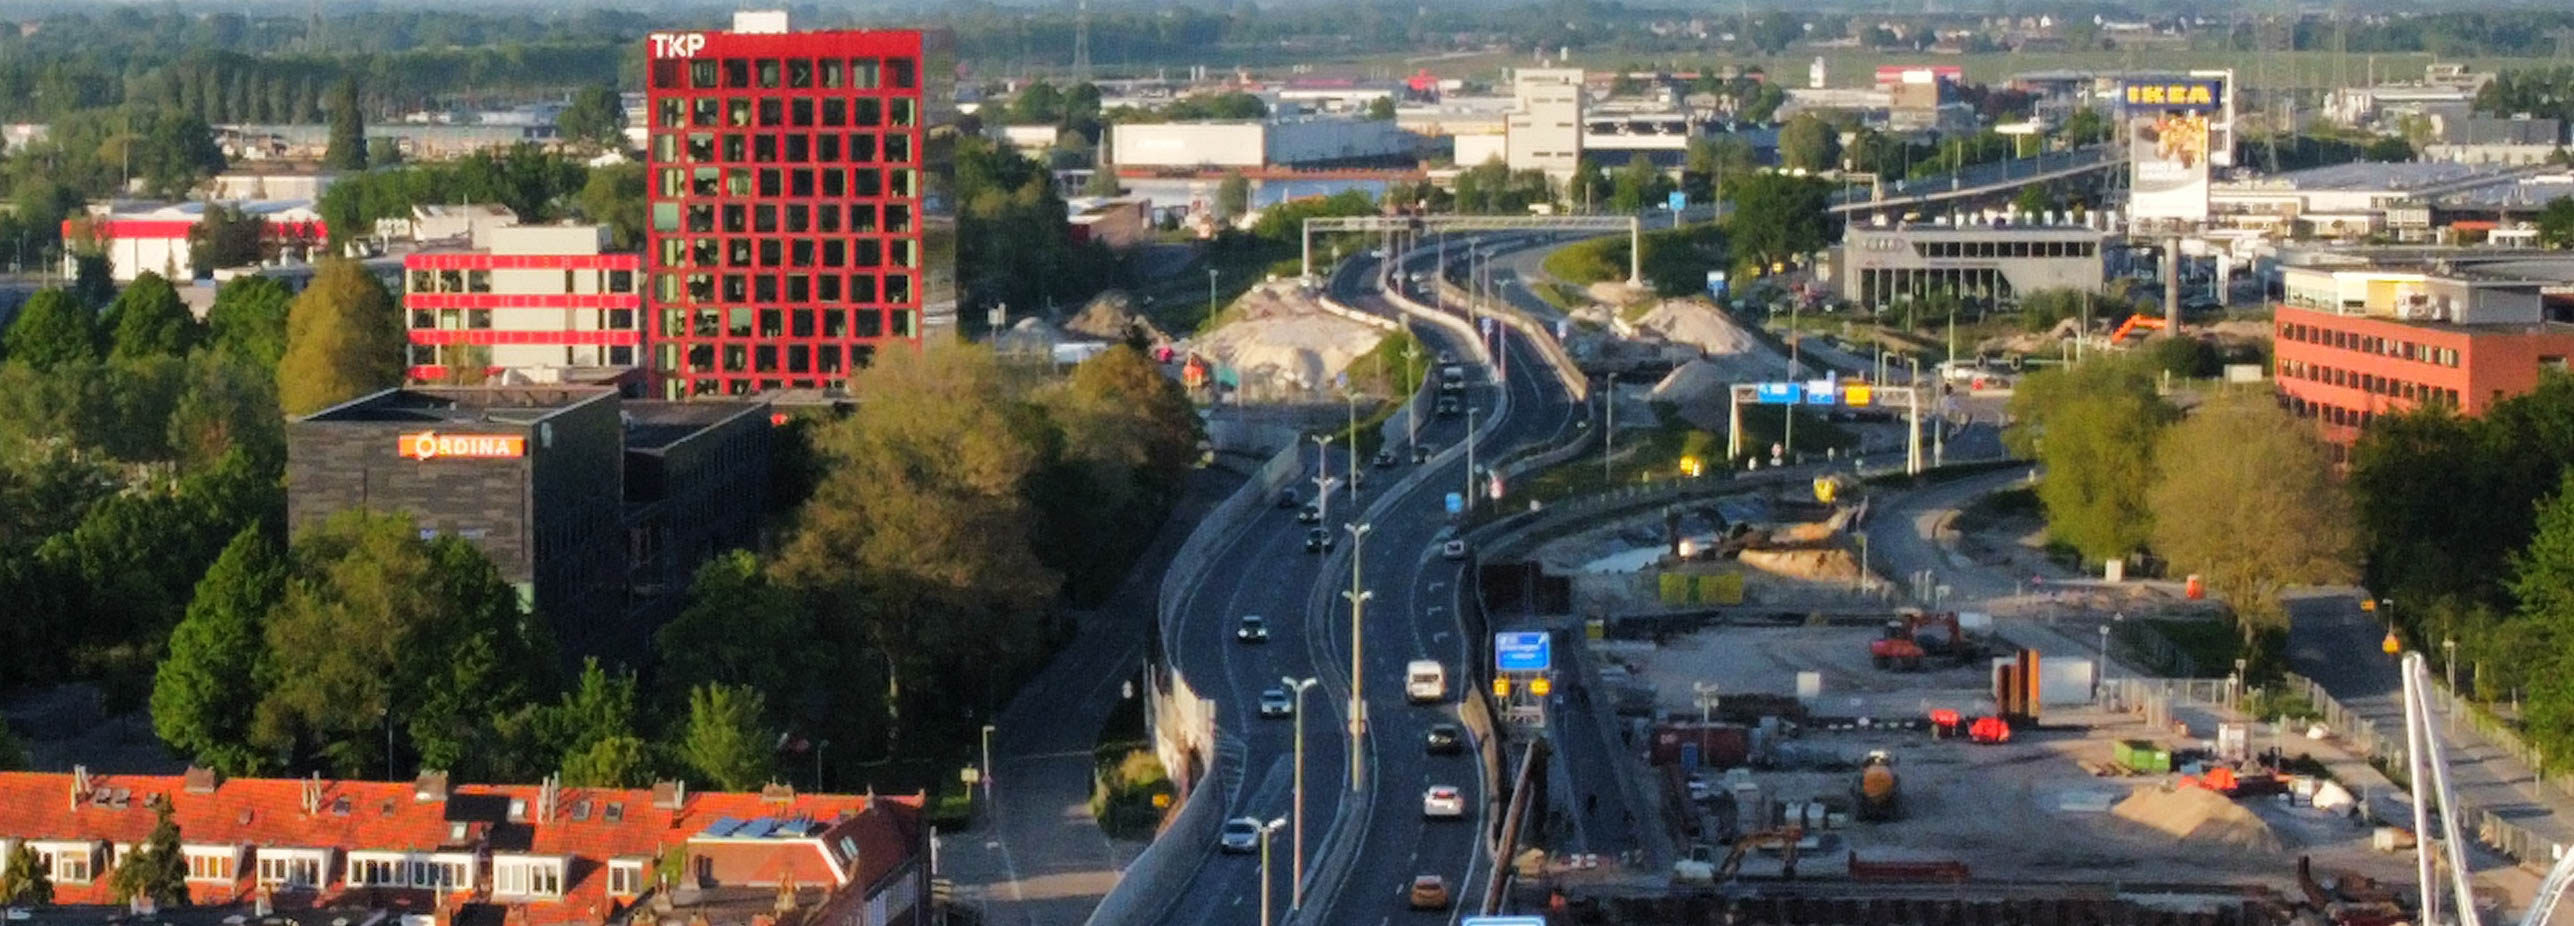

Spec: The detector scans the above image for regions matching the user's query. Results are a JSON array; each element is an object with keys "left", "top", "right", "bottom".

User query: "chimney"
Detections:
[
  {"left": 653, "top": 780, "right": 687, "bottom": 810},
  {"left": 760, "top": 783, "right": 795, "bottom": 805},
  {"left": 71, "top": 765, "right": 90, "bottom": 812},
  {"left": 300, "top": 773, "right": 323, "bottom": 816},
  {"left": 183, "top": 766, "right": 220, "bottom": 795},
  {"left": 539, "top": 774, "right": 561, "bottom": 821},
  {"left": 415, "top": 770, "right": 451, "bottom": 803}
]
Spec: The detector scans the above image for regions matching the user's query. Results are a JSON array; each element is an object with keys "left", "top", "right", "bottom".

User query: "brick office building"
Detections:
[
  {"left": 642, "top": 12, "right": 952, "bottom": 398},
  {"left": 2273, "top": 259, "right": 2574, "bottom": 445},
  {"left": 286, "top": 386, "right": 768, "bottom": 656}
]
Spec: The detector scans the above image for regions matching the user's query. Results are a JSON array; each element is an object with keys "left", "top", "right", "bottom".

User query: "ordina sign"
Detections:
[{"left": 398, "top": 431, "right": 526, "bottom": 460}]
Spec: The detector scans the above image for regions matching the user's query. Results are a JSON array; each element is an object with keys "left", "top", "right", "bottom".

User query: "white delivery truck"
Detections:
[{"left": 1406, "top": 660, "right": 1448, "bottom": 703}]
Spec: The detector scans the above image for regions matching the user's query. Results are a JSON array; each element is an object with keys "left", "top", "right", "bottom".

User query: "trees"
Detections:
[
  {"left": 1779, "top": 113, "right": 1842, "bottom": 172},
  {"left": 655, "top": 551, "right": 806, "bottom": 705},
  {"left": 1, "top": 841, "right": 49, "bottom": 906},
  {"left": 2061, "top": 107, "right": 2111, "bottom": 146},
  {"left": 276, "top": 259, "right": 402, "bottom": 415},
  {"left": 2362, "top": 135, "right": 2416, "bottom": 162},
  {"left": 574, "top": 161, "right": 646, "bottom": 249},
  {"left": 1683, "top": 136, "right": 1757, "bottom": 203},
  {"left": 1364, "top": 96, "right": 1396, "bottom": 120},
  {"left": 543, "top": 659, "right": 647, "bottom": 786},
  {"left": 2508, "top": 472, "right": 2574, "bottom": 760},
  {"left": 954, "top": 138, "right": 1118, "bottom": 329},
  {"left": 1608, "top": 153, "right": 1673, "bottom": 213},
  {"left": 323, "top": 75, "right": 365, "bottom": 170},
  {"left": 679, "top": 684, "right": 773, "bottom": 791},
  {"left": 1034, "top": 346, "right": 1205, "bottom": 601},
  {"left": 1082, "top": 162, "right": 1121, "bottom": 197},
  {"left": 107, "top": 802, "right": 187, "bottom": 908},
  {"left": 3, "top": 289, "right": 99, "bottom": 368},
  {"left": 555, "top": 83, "right": 624, "bottom": 148},
  {"left": 1007, "top": 81, "right": 1065, "bottom": 125},
  {"left": 1721, "top": 172, "right": 1831, "bottom": 276},
  {"left": 2006, "top": 357, "right": 2172, "bottom": 562},
  {"left": 1215, "top": 170, "right": 1251, "bottom": 219},
  {"left": 2147, "top": 392, "right": 2357, "bottom": 644},
  {"left": 2014, "top": 183, "right": 2054, "bottom": 217},
  {"left": 151, "top": 529, "right": 282, "bottom": 775},
  {"left": 250, "top": 510, "right": 553, "bottom": 779},
  {"left": 189, "top": 204, "right": 267, "bottom": 275},
  {"left": 2540, "top": 196, "right": 2574, "bottom": 249},
  {"left": 107, "top": 272, "right": 201, "bottom": 359},
  {"left": 205, "top": 275, "right": 292, "bottom": 369}
]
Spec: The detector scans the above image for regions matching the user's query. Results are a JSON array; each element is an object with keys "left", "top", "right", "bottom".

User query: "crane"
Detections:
[{"left": 2398, "top": 651, "right": 2574, "bottom": 926}]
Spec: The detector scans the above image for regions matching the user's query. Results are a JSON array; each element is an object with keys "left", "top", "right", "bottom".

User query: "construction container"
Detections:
[
  {"left": 1650, "top": 723, "right": 1750, "bottom": 769},
  {"left": 2113, "top": 739, "right": 2173, "bottom": 774}
]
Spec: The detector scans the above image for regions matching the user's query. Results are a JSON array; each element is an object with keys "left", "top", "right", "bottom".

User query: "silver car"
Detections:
[{"left": 1220, "top": 816, "right": 1260, "bottom": 853}]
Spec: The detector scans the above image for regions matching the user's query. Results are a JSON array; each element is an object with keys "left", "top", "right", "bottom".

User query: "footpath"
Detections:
[{"left": 937, "top": 464, "right": 1245, "bottom": 926}]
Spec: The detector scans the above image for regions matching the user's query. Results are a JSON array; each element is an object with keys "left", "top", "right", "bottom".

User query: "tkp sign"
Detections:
[{"left": 650, "top": 33, "right": 709, "bottom": 58}]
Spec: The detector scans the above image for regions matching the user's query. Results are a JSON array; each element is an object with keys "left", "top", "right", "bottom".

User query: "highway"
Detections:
[
  {"left": 1828, "top": 145, "right": 2122, "bottom": 214},
  {"left": 1151, "top": 236, "right": 1581, "bottom": 924}
]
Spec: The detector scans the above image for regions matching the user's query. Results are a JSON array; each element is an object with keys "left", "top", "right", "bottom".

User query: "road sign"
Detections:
[
  {"left": 1754, "top": 382, "right": 1801, "bottom": 404},
  {"left": 1667, "top": 191, "right": 1688, "bottom": 212},
  {"left": 1445, "top": 492, "right": 1464, "bottom": 515},
  {"left": 1804, "top": 376, "right": 1839, "bottom": 405},
  {"left": 1495, "top": 631, "right": 1552, "bottom": 672}
]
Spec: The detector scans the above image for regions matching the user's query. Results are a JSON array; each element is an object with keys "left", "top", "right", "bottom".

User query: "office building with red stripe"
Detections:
[
  {"left": 642, "top": 13, "right": 948, "bottom": 398},
  {"left": 401, "top": 224, "right": 643, "bottom": 383}
]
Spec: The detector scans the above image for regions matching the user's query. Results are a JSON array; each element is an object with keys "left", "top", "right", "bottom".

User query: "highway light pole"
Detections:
[
  {"left": 979, "top": 723, "right": 996, "bottom": 801},
  {"left": 1345, "top": 520, "right": 1374, "bottom": 794},
  {"left": 1258, "top": 816, "right": 1288, "bottom": 926},
  {"left": 1207, "top": 267, "right": 1219, "bottom": 323},
  {"left": 2443, "top": 637, "right": 2459, "bottom": 732},
  {"left": 1312, "top": 434, "right": 1336, "bottom": 524},
  {"left": 1603, "top": 372, "right": 1617, "bottom": 482},
  {"left": 1344, "top": 389, "right": 1360, "bottom": 504},
  {"left": 1281, "top": 675, "right": 1318, "bottom": 908},
  {"left": 1464, "top": 407, "right": 1480, "bottom": 514},
  {"left": 1785, "top": 300, "right": 1801, "bottom": 460},
  {"left": 1403, "top": 342, "right": 1421, "bottom": 458}
]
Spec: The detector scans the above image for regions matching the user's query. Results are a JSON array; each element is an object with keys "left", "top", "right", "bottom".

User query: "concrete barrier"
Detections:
[{"left": 1432, "top": 275, "right": 1590, "bottom": 405}]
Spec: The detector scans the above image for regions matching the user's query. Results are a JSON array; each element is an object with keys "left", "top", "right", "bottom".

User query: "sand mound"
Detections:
[
  {"left": 1193, "top": 281, "right": 1387, "bottom": 396},
  {"left": 1651, "top": 358, "right": 1731, "bottom": 405},
  {"left": 1064, "top": 292, "right": 1167, "bottom": 344},
  {"left": 1736, "top": 546, "right": 1861, "bottom": 581},
  {"left": 1629, "top": 300, "right": 1789, "bottom": 381},
  {"left": 2110, "top": 786, "right": 2282, "bottom": 852}
]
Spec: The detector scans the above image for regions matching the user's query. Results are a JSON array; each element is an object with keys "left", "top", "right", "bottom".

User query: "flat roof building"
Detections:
[
  {"left": 1838, "top": 219, "right": 2111, "bottom": 310},
  {"left": 401, "top": 223, "right": 644, "bottom": 383},
  {"left": 2274, "top": 253, "right": 2574, "bottom": 445},
  {"left": 287, "top": 386, "right": 768, "bottom": 658}
]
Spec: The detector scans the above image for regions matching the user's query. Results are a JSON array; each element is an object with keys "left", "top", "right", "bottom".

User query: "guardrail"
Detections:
[
  {"left": 1432, "top": 274, "right": 1590, "bottom": 405},
  {"left": 2275, "top": 671, "right": 2570, "bottom": 870},
  {"left": 1086, "top": 424, "right": 1302, "bottom": 926}
]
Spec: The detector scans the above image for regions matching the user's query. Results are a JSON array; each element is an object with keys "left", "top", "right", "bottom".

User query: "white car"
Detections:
[
  {"left": 1441, "top": 539, "right": 1469, "bottom": 560},
  {"left": 1220, "top": 817, "right": 1261, "bottom": 853},
  {"left": 1258, "top": 687, "right": 1294, "bottom": 718},
  {"left": 1422, "top": 785, "right": 1465, "bottom": 819}
]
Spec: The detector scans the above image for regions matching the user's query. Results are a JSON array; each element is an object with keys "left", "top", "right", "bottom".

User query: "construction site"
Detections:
[{"left": 1484, "top": 470, "right": 2566, "bottom": 926}]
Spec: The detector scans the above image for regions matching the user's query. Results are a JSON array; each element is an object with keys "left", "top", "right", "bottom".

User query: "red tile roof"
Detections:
[{"left": 0, "top": 771, "right": 923, "bottom": 926}]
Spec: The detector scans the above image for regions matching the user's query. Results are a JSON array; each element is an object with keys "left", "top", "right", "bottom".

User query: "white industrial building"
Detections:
[
  {"left": 2209, "top": 162, "right": 2535, "bottom": 241},
  {"left": 1110, "top": 118, "right": 1411, "bottom": 169},
  {"left": 1397, "top": 96, "right": 1516, "bottom": 137},
  {"left": 1506, "top": 68, "right": 1584, "bottom": 183},
  {"left": 64, "top": 199, "right": 326, "bottom": 282}
]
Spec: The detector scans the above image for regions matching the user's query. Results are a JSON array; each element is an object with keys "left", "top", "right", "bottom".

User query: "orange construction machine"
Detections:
[
  {"left": 1868, "top": 611, "right": 1976, "bottom": 671},
  {"left": 2109, "top": 314, "right": 2167, "bottom": 344}
]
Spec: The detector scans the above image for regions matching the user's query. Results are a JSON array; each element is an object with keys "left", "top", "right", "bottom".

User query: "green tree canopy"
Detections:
[
  {"left": 574, "top": 161, "right": 646, "bottom": 250},
  {"left": 1215, "top": 170, "right": 1251, "bottom": 219},
  {"left": 249, "top": 510, "right": 553, "bottom": 779},
  {"left": 679, "top": 684, "right": 773, "bottom": 791},
  {"left": 2061, "top": 107, "right": 2111, "bottom": 146},
  {"left": 107, "top": 801, "right": 188, "bottom": 907},
  {"left": 1, "top": 840, "right": 50, "bottom": 906},
  {"left": 276, "top": 259, "right": 402, "bottom": 415},
  {"left": 1722, "top": 172, "right": 1831, "bottom": 276},
  {"left": 2147, "top": 392, "right": 2358, "bottom": 647},
  {"left": 2540, "top": 196, "right": 2574, "bottom": 249},
  {"left": 4, "top": 289, "right": 100, "bottom": 369},
  {"left": 189, "top": 204, "right": 268, "bottom": 276},
  {"left": 107, "top": 272, "right": 201, "bottom": 360},
  {"left": 1779, "top": 112, "right": 1842, "bottom": 172},
  {"left": 2007, "top": 356, "right": 2174, "bottom": 561},
  {"left": 151, "top": 528, "right": 284, "bottom": 776},
  {"left": 656, "top": 550, "right": 807, "bottom": 707},
  {"left": 1608, "top": 153, "right": 1674, "bottom": 213},
  {"left": 555, "top": 83, "right": 624, "bottom": 148},
  {"left": 1364, "top": 96, "right": 1396, "bottom": 120},
  {"left": 323, "top": 76, "right": 366, "bottom": 170}
]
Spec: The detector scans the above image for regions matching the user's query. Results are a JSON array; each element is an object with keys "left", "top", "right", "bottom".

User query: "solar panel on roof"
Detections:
[
  {"left": 700, "top": 815, "right": 744, "bottom": 838},
  {"left": 742, "top": 817, "right": 779, "bottom": 838}
]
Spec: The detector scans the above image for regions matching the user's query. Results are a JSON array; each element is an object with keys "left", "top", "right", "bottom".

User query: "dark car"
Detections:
[
  {"left": 1296, "top": 503, "right": 1321, "bottom": 524},
  {"left": 1412, "top": 444, "right": 1432, "bottom": 463},
  {"left": 1425, "top": 723, "right": 1464, "bottom": 754},
  {"left": 1304, "top": 528, "right": 1335, "bottom": 553},
  {"left": 1236, "top": 614, "right": 1269, "bottom": 644},
  {"left": 1373, "top": 449, "right": 1397, "bottom": 469},
  {"left": 1276, "top": 487, "right": 1300, "bottom": 509},
  {"left": 1435, "top": 396, "right": 1460, "bottom": 418}
]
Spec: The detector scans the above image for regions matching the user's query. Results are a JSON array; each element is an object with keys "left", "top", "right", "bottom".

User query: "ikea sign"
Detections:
[{"left": 2121, "top": 80, "right": 2223, "bottom": 112}]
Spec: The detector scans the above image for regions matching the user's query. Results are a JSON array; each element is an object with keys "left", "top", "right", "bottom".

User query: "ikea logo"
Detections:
[{"left": 2124, "top": 83, "right": 2219, "bottom": 108}]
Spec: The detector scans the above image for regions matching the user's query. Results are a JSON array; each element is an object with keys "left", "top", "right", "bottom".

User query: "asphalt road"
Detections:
[{"left": 1151, "top": 238, "right": 1576, "bottom": 924}]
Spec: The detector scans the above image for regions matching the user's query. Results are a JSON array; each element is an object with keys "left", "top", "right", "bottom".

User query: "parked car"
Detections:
[
  {"left": 1236, "top": 615, "right": 1268, "bottom": 644},
  {"left": 1425, "top": 724, "right": 1464, "bottom": 754}
]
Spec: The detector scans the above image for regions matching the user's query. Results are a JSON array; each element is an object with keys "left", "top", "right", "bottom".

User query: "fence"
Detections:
[{"left": 2270, "top": 672, "right": 2571, "bottom": 869}]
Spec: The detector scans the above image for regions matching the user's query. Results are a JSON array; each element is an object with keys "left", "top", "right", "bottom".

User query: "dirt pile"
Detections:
[
  {"left": 1064, "top": 292, "right": 1168, "bottom": 344},
  {"left": 1191, "top": 281, "right": 1388, "bottom": 397},
  {"left": 1628, "top": 300, "right": 1789, "bottom": 381},
  {"left": 2109, "top": 786, "right": 2283, "bottom": 852},
  {"left": 1737, "top": 546, "right": 1862, "bottom": 581},
  {"left": 1650, "top": 358, "right": 1731, "bottom": 406}
]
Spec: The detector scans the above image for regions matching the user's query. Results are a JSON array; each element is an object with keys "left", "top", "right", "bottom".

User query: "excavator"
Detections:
[
  {"left": 2108, "top": 314, "right": 2167, "bottom": 344},
  {"left": 1868, "top": 611, "right": 1978, "bottom": 670},
  {"left": 1673, "top": 826, "right": 1806, "bottom": 884}
]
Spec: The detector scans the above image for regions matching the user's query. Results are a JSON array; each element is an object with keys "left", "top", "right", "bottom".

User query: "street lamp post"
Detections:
[
  {"left": 815, "top": 739, "right": 830, "bottom": 792},
  {"left": 1785, "top": 300, "right": 1801, "bottom": 460},
  {"left": 2443, "top": 638, "right": 2459, "bottom": 732},
  {"left": 1207, "top": 267, "right": 1219, "bottom": 323},
  {"left": 1257, "top": 817, "right": 1288, "bottom": 926},
  {"left": 2097, "top": 623, "right": 2112, "bottom": 702},
  {"left": 1464, "top": 407, "right": 1480, "bottom": 514},
  {"left": 1403, "top": 342, "right": 1422, "bottom": 458},
  {"left": 979, "top": 723, "right": 996, "bottom": 800},
  {"left": 1603, "top": 373, "right": 1617, "bottom": 482},
  {"left": 1281, "top": 676, "right": 1318, "bottom": 908},
  {"left": 1345, "top": 520, "right": 1373, "bottom": 794},
  {"left": 1312, "top": 434, "right": 1337, "bottom": 524},
  {"left": 1344, "top": 389, "right": 1360, "bottom": 505}
]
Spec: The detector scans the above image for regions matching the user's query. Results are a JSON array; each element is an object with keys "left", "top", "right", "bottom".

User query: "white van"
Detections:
[{"left": 1405, "top": 660, "right": 1448, "bottom": 703}]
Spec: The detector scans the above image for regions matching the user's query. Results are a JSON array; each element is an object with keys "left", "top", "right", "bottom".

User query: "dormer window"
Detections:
[{"left": 492, "top": 854, "right": 565, "bottom": 898}]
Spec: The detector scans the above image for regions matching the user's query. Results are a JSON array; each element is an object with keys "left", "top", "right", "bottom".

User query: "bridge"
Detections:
[{"left": 1829, "top": 144, "right": 2126, "bottom": 215}]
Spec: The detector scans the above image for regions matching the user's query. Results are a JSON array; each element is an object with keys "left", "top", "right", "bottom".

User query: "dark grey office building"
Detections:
[{"left": 288, "top": 386, "right": 770, "bottom": 659}]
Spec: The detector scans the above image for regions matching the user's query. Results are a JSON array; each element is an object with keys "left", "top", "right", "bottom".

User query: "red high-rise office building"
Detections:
[{"left": 643, "top": 14, "right": 946, "bottom": 397}]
